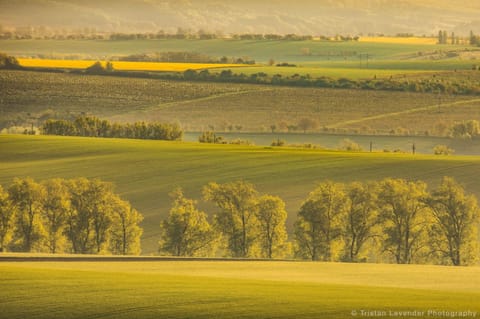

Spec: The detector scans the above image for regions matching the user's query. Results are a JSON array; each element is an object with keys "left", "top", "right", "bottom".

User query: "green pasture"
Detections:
[
  {"left": 0, "top": 39, "right": 463, "bottom": 63},
  {"left": 2, "top": 134, "right": 480, "bottom": 253},
  {"left": 302, "top": 59, "right": 479, "bottom": 70},
  {"left": 0, "top": 260, "right": 479, "bottom": 318}
]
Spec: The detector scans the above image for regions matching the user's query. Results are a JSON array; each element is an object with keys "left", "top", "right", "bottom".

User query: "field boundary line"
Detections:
[
  {"left": 330, "top": 98, "right": 480, "bottom": 128},
  {"left": 121, "top": 87, "right": 275, "bottom": 115}
]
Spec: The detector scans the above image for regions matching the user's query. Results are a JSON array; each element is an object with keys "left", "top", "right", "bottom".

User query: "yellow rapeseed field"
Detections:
[
  {"left": 17, "top": 58, "right": 244, "bottom": 72},
  {"left": 359, "top": 36, "right": 438, "bottom": 45}
]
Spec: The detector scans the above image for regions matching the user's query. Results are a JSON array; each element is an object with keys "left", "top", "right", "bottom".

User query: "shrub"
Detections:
[
  {"left": 433, "top": 145, "right": 454, "bottom": 155},
  {"left": 339, "top": 138, "right": 363, "bottom": 152},
  {"left": 271, "top": 139, "right": 286, "bottom": 147},
  {"left": 198, "top": 131, "right": 225, "bottom": 144}
]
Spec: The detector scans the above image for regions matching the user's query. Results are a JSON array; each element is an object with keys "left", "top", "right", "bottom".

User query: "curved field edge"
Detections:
[
  {"left": 0, "top": 261, "right": 479, "bottom": 319},
  {"left": 2, "top": 134, "right": 480, "bottom": 253}
]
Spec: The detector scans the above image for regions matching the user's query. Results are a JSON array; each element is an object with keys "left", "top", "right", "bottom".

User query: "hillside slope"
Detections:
[{"left": 2, "top": 135, "right": 480, "bottom": 253}]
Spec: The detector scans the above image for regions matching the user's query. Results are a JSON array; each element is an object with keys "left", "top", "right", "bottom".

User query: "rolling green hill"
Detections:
[{"left": 2, "top": 134, "right": 480, "bottom": 253}]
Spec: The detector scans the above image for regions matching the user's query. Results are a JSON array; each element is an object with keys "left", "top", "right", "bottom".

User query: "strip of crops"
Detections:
[{"left": 17, "top": 58, "right": 246, "bottom": 72}]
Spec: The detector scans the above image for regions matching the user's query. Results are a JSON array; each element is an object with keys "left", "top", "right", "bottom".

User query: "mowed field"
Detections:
[
  {"left": 2, "top": 70, "right": 480, "bottom": 134},
  {"left": 2, "top": 134, "right": 480, "bottom": 253},
  {"left": 0, "top": 259, "right": 479, "bottom": 319}
]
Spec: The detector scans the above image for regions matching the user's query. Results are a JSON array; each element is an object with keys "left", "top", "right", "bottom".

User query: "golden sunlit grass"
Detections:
[
  {"left": 359, "top": 36, "right": 438, "bottom": 45},
  {"left": 17, "top": 58, "right": 245, "bottom": 72},
  {"left": 1, "top": 260, "right": 479, "bottom": 318}
]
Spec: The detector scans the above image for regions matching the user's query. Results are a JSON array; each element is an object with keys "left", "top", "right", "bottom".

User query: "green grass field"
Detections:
[
  {"left": 0, "top": 259, "right": 479, "bottom": 318},
  {"left": 0, "top": 39, "right": 464, "bottom": 62},
  {"left": 2, "top": 134, "right": 480, "bottom": 253}
]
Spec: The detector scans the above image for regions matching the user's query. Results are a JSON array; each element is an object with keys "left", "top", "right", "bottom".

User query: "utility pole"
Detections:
[{"left": 359, "top": 53, "right": 370, "bottom": 68}]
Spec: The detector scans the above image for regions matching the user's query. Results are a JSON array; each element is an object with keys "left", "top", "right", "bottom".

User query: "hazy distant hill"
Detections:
[{"left": 1, "top": 0, "right": 480, "bottom": 35}]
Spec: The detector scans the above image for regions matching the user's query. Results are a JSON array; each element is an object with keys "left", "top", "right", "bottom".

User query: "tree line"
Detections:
[
  {"left": 178, "top": 69, "right": 480, "bottom": 96},
  {"left": 0, "top": 178, "right": 143, "bottom": 255},
  {"left": 159, "top": 177, "right": 480, "bottom": 266},
  {"left": 159, "top": 182, "right": 288, "bottom": 259},
  {"left": 42, "top": 116, "right": 183, "bottom": 141},
  {"left": 118, "top": 52, "right": 255, "bottom": 65},
  {"left": 4, "top": 51, "right": 479, "bottom": 97},
  {"left": 76, "top": 61, "right": 480, "bottom": 96}
]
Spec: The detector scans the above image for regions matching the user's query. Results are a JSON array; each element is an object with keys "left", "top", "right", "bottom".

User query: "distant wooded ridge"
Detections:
[{"left": 2, "top": 28, "right": 478, "bottom": 44}]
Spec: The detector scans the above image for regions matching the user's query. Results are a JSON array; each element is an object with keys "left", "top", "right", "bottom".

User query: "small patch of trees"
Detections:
[
  {"left": 159, "top": 188, "right": 217, "bottom": 256},
  {"left": 43, "top": 116, "right": 183, "bottom": 141},
  {"left": 158, "top": 177, "right": 479, "bottom": 265},
  {"left": 159, "top": 181, "right": 289, "bottom": 259},
  {"left": 450, "top": 120, "right": 480, "bottom": 139},
  {"left": 294, "top": 178, "right": 480, "bottom": 265},
  {"left": 470, "top": 31, "right": 480, "bottom": 46},
  {"left": 339, "top": 138, "right": 363, "bottom": 151},
  {"left": 295, "top": 181, "right": 346, "bottom": 261},
  {"left": 297, "top": 118, "right": 319, "bottom": 133},
  {"left": 271, "top": 139, "right": 286, "bottom": 147},
  {"left": 118, "top": 52, "right": 255, "bottom": 64},
  {"left": 0, "top": 53, "right": 22, "bottom": 70},
  {"left": 433, "top": 145, "right": 454, "bottom": 155},
  {"left": 198, "top": 131, "right": 225, "bottom": 144},
  {"left": 0, "top": 177, "right": 143, "bottom": 254},
  {"left": 85, "top": 61, "right": 114, "bottom": 74},
  {"left": 426, "top": 177, "right": 479, "bottom": 266}
]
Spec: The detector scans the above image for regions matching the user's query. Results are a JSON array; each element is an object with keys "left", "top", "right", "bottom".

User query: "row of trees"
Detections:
[
  {"left": 437, "top": 30, "right": 480, "bottom": 46},
  {"left": 159, "top": 178, "right": 479, "bottom": 266},
  {"left": 295, "top": 178, "right": 479, "bottom": 265},
  {"left": 42, "top": 116, "right": 183, "bottom": 141},
  {"left": 118, "top": 52, "right": 255, "bottom": 64},
  {"left": 175, "top": 69, "right": 480, "bottom": 96},
  {"left": 450, "top": 120, "right": 480, "bottom": 139},
  {"left": 0, "top": 178, "right": 143, "bottom": 254},
  {"left": 159, "top": 182, "right": 288, "bottom": 259}
]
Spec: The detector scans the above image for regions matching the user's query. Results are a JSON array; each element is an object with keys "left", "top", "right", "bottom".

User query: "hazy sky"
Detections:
[{"left": 1, "top": 0, "right": 479, "bottom": 35}]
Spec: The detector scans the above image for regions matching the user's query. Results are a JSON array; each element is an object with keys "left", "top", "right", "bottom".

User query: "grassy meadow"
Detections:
[
  {"left": 0, "top": 39, "right": 464, "bottom": 62},
  {"left": 358, "top": 36, "right": 439, "bottom": 45},
  {"left": 2, "top": 134, "right": 480, "bottom": 253},
  {"left": 0, "top": 260, "right": 479, "bottom": 319}
]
